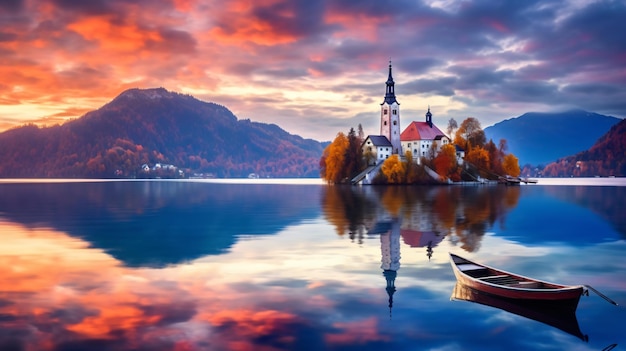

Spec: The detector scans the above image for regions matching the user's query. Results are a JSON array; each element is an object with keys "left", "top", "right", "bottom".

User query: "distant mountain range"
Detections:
[
  {"left": 0, "top": 88, "right": 324, "bottom": 178},
  {"left": 0, "top": 88, "right": 623, "bottom": 178},
  {"left": 541, "top": 118, "right": 626, "bottom": 177},
  {"left": 484, "top": 110, "right": 621, "bottom": 166}
]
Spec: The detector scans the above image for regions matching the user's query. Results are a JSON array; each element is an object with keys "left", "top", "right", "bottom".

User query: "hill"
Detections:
[
  {"left": 0, "top": 88, "right": 324, "bottom": 178},
  {"left": 541, "top": 118, "right": 626, "bottom": 177},
  {"left": 484, "top": 110, "right": 621, "bottom": 166}
]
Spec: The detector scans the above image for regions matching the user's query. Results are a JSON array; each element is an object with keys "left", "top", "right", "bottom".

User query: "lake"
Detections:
[{"left": 0, "top": 178, "right": 624, "bottom": 351}]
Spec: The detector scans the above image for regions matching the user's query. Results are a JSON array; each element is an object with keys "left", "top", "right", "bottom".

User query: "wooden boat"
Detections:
[
  {"left": 451, "top": 282, "right": 587, "bottom": 341},
  {"left": 449, "top": 253, "right": 585, "bottom": 305}
]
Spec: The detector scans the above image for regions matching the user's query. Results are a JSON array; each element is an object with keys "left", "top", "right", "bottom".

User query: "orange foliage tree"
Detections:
[
  {"left": 465, "top": 147, "right": 490, "bottom": 178},
  {"left": 433, "top": 144, "right": 457, "bottom": 179},
  {"left": 380, "top": 155, "right": 406, "bottom": 184},
  {"left": 502, "top": 153, "right": 521, "bottom": 177},
  {"left": 320, "top": 132, "right": 349, "bottom": 183}
]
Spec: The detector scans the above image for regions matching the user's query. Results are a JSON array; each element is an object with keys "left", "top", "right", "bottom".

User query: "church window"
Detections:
[
  {"left": 383, "top": 110, "right": 388, "bottom": 115},
  {"left": 384, "top": 121, "right": 387, "bottom": 125},
  {"left": 393, "top": 120, "right": 397, "bottom": 125},
  {"left": 393, "top": 109, "right": 397, "bottom": 115}
]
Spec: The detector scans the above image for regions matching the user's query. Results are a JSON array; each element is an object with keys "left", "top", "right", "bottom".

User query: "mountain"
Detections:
[
  {"left": 0, "top": 88, "right": 324, "bottom": 178},
  {"left": 541, "top": 118, "right": 626, "bottom": 177},
  {"left": 484, "top": 110, "right": 621, "bottom": 166}
]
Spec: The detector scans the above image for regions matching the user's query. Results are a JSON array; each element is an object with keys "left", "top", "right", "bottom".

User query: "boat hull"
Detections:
[
  {"left": 451, "top": 282, "right": 587, "bottom": 341},
  {"left": 449, "top": 253, "right": 584, "bottom": 304}
]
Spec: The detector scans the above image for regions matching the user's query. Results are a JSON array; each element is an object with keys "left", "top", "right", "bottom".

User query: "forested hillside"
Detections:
[
  {"left": 484, "top": 110, "right": 621, "bottom": 166},
  {"left": 0, "top": 88, "right": 323, "bottom": 178},
  {"left": 541, "top": 118, "right": 626, "bottom": 177}
]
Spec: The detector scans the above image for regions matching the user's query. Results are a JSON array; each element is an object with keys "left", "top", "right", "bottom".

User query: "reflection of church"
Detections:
[{"left": 369, "top": 214, "right": 445, "bottom": 317}]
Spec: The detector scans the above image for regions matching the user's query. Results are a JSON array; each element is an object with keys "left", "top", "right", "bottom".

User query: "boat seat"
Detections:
[
  {"left": 457, "top": 263, "right": 484, "bottom": 271},
  {"left": 512, "top": 281, "right": 540, "bottom": 288},
  {"left": 478, "top": 275, "right": 509, "bottom": 280}
]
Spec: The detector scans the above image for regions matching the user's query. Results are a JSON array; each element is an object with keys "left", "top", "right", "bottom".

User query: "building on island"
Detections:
[
  {"left": 380, "top": 62, "right": 402, "bottom": 155},
  {"left": 362, "top": 135, "right": 393, "bottom": 164},
  {"left": 362, "top": 61, "right": 457, "bottom": 165},
  {"left": 400, "top": 107, "right": 451, "bottom": 164}
]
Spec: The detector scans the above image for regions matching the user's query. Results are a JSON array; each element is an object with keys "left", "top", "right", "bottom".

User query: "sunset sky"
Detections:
[{"left": 1, "top": 0, "right": 625, "bottom": 141}]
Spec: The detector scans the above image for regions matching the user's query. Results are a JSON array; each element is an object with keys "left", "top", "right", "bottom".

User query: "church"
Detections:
[{"left": 361, "top": 62, "right": 452, "bottom": 165}]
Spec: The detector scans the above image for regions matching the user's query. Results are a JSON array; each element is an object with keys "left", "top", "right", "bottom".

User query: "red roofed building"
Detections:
[{"left": 400, "top": 107, "right": 452, "bottom": 163}]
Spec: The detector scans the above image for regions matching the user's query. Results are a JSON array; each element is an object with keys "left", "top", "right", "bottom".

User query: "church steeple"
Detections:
[
  {"left": 426, "top": 106, "right": 433, "bottom": 128},
  {"left": 384, "top": 61, "right": 398, "bottom": 105},
  {"left": 380, "top": 61, "right": 402, "bottom": 154},
  {"left": 383, "top": 269, "right": 397, "bottom": 319}
]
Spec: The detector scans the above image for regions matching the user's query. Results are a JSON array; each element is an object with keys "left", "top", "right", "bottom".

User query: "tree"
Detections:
[
  {"left": 433, "top": 144, "right": 457, "bottom": 179},
  {"left": 455, "top": 117, "right": 486, "bottom": 150},
  {"left": 320, "top": 132, "right": 349, "bottom": 183},
  {"left": 404, "top": 150, "right": 423, "bottom": 183},
  {"left": 447, "top": 118, "right": 458, "bottom": 139},
  {"left": 465, "top": 147, "right": 490, "bottom": 178},
  {"left": 484, "top": 139, "right": 503, "bottom": 175},
  {"left": 344, "top": 128, "right": 364, "bottom": 179},
  {"left": 502, "top": 153, "right": 521, "bottom": 177},
  {"left": 380, "top": 155, "right": 406, "bottom": 184}
]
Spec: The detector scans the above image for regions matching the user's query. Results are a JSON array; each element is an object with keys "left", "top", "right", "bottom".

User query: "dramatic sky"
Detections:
[{"left": 1, "top": 0, "right": 625, "bottom": 141}]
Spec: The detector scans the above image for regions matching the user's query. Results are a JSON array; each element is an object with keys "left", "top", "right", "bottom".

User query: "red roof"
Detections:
[
  {"left": 401, "top": 229, "right": 445, "bottom": 248},
  {"left": 400, "top": 121, "right": 447, "bottom": 141}
]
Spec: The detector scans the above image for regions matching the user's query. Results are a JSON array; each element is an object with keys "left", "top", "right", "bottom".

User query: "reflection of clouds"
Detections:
[
  {"left": 2, "top": 208, "right": 624, "bottom": 350},
  {"left": 325, "top": 317, "right": 388, "bottom": 345},
  {"left": 0, "top": 221, "right": 392, "bottom": 350}
]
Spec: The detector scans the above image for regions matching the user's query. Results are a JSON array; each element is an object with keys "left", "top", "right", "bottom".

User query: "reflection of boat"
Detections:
[
  {"left": 451, "top": 282, "right": 587, "bottom": 341},
  {"left": 449, "top": 253, "right": 585, "bottom": 304}
]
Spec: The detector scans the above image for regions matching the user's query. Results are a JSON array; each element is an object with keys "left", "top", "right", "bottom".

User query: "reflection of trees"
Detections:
[
  {"left": 320, "top": 186, "right": 378, "bottom": 242},
  {"left": 321, "top": 185, "right": 521, "bottom": 252}
]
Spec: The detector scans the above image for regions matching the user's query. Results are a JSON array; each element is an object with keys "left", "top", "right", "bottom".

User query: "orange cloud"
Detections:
[{"left": 67, "top": 16, "right": 162, "bottom": 52}]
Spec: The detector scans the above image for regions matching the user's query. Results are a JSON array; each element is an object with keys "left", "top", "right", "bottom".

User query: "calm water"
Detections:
[{"left": 0, "top": 179, "right": 624, "bottom": 351}]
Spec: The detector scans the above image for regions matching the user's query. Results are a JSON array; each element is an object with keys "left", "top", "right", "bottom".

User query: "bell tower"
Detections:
[{"left": 380, "top": 61, "right": 402, "bottom": 154}]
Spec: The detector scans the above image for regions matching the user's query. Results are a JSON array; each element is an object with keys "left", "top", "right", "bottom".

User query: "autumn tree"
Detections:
[
  {"left": 344, "top": 128, "right": 364, "bottom": 180},
  {"left": 320, "top": 132, "right": 349, "bottom": 183},
  {"left": 455, "top": 117, "right": 486, "bottom": 150},
  {"left": 433, "top": 144, "right": 458, "bottom": 179},
  {"left": 484, "top": 139, "right": 504, "bottom": 175},
  {"left": 465, "top": 147, "right": 490, "bottom": 178},
  {"left": 502, "top": 153, "right": 521, "bottom": 177},
  {"left": 380, "top": 155, "right": 406, "bottom": 184},
  {"left": 404, "top": 150, "right": 421, "bottom": 183}
]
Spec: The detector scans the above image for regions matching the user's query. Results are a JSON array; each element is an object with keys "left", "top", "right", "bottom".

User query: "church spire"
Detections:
[
  {"left": 384, "top": 60, "right": 398, "bottom": 105},
  {"left": 383, "top": 269, "right": 397, "bottom": 319},
  {"left": 426, "top": 105, "right": 433, "bottom": 128}
]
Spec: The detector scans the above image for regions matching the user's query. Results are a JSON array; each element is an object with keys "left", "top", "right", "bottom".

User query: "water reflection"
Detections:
[
  {"left": 0, "top": 182, "right": 322, "bottom": 267},
  {"left": 0, "top": 181, "right": 624, "bottom": 350},
  {"left": 321, "top": 185, "right": 521, "bottom": 254},
  {"left": 451, "top": 282, "right": 587, "bottom": 341}
]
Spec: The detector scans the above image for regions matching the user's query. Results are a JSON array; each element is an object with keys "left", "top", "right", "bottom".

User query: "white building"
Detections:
[
  {"left": 362, "top": 135, "right": 393, "bottom": 165},
  {"left": 400, "top": 107, "right": 451, "bottom": 163}
]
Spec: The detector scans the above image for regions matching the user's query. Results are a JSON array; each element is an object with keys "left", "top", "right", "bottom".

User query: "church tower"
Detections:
[
  {"left": 380, "top": 61, "right": 402, "bottom": 155},
  {"left": 380, "top": 217, "right": 401, "bottom": 318}
]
